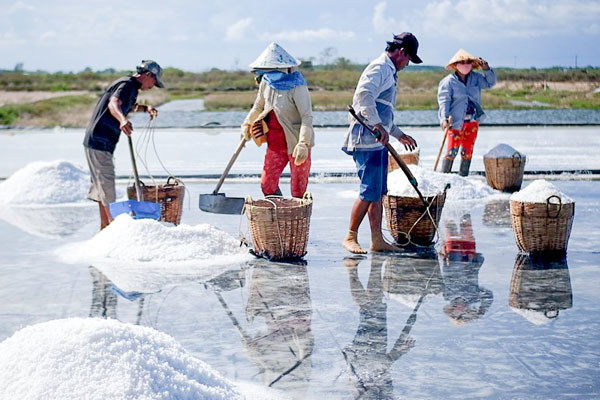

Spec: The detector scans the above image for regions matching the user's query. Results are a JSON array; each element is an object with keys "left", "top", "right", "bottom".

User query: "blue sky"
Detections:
[{"left": 1, "top": 0, "right": 599, "bottom": 72}]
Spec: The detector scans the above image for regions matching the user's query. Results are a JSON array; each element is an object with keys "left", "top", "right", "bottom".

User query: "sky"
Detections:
[{"left": 1, "top": 0, "right": 599, "bottom": 72}]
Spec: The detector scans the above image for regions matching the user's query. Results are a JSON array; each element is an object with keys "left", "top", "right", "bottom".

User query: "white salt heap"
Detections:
[
  {"left": 0, "top": 318, "right": 242, "bottom": 400},
  {"left": 0, "top": 160, "right": 90, "bottom": 205},
  {"left": 510, "top": 179, "right": 574, "bottom": 203},
  {"left": 484, "top": 143, "right": 525, "bottom": 159},
  {"left": 59, "top": 214, "right": 251, "bottom": 266},
  {"left": 387, "top": 165, "right": 498, "bottom": 201}
]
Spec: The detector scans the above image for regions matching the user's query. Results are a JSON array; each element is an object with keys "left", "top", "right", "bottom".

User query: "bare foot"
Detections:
[
  {"left": 370, "top": 236, "right": 402, "bottom": 252},
  {"left": 342, "top": 231, "right": 367, "bottom": 254}
]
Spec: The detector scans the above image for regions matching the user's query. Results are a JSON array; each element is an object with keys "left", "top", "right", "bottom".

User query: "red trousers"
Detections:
[
  {"left": 445, "top": 121, "right": 479, "bottom": 161},
  {"left": 261, "top": 112, "right": 311, "bottom": 197}
]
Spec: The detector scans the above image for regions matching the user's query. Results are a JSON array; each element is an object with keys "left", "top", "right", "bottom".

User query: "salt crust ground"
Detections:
[{"left": 0, "top": 318, "right": 287, "bottom": 400}]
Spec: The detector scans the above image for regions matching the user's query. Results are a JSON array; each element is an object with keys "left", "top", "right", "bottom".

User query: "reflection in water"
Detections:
[
  {"left": 343, "top": 255, "right": 431, "bottom": 399},
  {"left": 510, "top": 254, "right": 573, "bottom": 325},
  {"left": 89, "top": 266, "right": 117, "bottom": 319},
  {"left": 242, "top": 261, "right": 314, "bottom": 391},
  {"left": 441, "top": 214, "right": 493, "bottom": 325},
  {"left": 482, "top": 199, "right": 512, "bottom": 229}
]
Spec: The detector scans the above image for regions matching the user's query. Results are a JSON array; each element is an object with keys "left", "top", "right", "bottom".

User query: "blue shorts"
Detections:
[{"left": 353, "top": 149, "right": 388, "bottom": 202}]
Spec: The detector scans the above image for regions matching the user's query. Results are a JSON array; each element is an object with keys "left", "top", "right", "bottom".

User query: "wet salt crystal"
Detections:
[
  {"left": 0, "top": 318, "right": 243, "bottom": 399},
  {"left": 387, "top": 165, "right": 498, "bottom": 200},
  {"left": 510, "top": 179, "right": 574, "bottom": 203},
  {"left": 484, "top": 143, "right": 525, "bottom": 159},
  {"left": 58, "top": 214, "right": 251, "bottom": 265},
  {"left": 0, "top": 160, "right": 90, "bottom": 205}
]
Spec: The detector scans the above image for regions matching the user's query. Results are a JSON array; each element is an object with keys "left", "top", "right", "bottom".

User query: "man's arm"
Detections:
[
  {"left": 132, "top": 103, "right": 158, "bottom": 119},
  {"left": 108, "top": 96, "right": 133, "bottom": 135}
]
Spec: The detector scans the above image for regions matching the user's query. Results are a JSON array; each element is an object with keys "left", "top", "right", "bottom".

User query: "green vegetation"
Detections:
[{"left": 1, "top": 65, "right": 599, "bottom": 126}]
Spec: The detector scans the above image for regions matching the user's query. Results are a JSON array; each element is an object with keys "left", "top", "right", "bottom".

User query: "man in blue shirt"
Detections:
[
  {"left": 83, "top": 60, "right": 164, "bottom": 229},
  {"left": 342, "top": 33, "right": 420, "bottom": 254}
]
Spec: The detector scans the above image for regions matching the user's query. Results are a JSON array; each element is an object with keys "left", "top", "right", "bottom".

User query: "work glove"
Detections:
[
  {"left": 241, "top": 124, "right": 252, "bottom": 141},
  {"left": 292, "top": 143, "right": 309, "bottom": 166}
]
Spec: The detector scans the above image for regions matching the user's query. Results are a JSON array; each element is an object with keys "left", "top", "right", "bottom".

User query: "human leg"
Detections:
[
  {"left": 289, "top": 149, "right": 311, "bottom": 197},
  {"left": 261, "top": 147, "right": 288, "bottom": 196},
  {"left": 442, "top": 129, "right": 460, "bottom": 173},
  {"left": 343, "top": 198, "right": 370, "bottom": 254},
  {"left": 368, "top": 200, "right": 401, "bottom": 252},
  {"left": 458, "top": 122, "right": 478, "bottom": 176},
  {"left": 85, "top": 147, "right": 116, "bottom": 230}
]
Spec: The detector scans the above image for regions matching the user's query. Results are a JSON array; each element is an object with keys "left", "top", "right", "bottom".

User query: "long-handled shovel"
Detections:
[
  {"left": 433, "top": 116, "right": 452, "bottom": 172},
  {"left": 199, "top": 138, "right": 247, "bottom": 214},
  {"left": 109, "top": 135, "right": 161, "bottom": 220},
  {"left": 347, "top": 106, "right": 429, "bottom": 207}
]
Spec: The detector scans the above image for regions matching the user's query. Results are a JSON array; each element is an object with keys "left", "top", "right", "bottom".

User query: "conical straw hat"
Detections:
[
  {"left": 445, "top": 49, "right": 482, "bottom": 70},
  {"left": 249, "top": 42, "right": 301, "bottom": 70}
]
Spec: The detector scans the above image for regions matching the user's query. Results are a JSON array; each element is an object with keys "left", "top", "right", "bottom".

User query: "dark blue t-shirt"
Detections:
[{"left": 83, "top": 77, "right": 141, "bottom": 153}]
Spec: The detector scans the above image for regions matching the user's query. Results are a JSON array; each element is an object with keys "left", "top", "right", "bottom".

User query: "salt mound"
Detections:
[
  {"left": 391, "top": 142, "right": 419, "bottom": 155},
  {"left": 0, "top": 318, "right": 242, "bottom": 400},
  {"left": 58, "top": 214, "right": 252, "bottom": 266},
  {"left": 387, "top": 165, "right": 498, "bottom": 201},
  {"left": 510, "top": 179, "right": 574, "bottom": 203},
  {"left": 484, "top": 143, "right": 525, "bottom": 159},
  {"left": 0, "top": 160, "right": 90, "bottom": 205}
]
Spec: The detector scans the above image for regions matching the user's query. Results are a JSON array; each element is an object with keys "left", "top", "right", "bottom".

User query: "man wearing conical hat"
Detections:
[
  {"left": 241, "top": 43, "right": 314, "bottom": 198},
  {"left": 437, "top": 49, "right": 496, "bottom": 176},
  {"left": 342, "top": 33, "right": 420, "bottom": 254}
]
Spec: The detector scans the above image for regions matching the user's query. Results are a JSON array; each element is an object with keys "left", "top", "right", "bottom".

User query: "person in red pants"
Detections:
[
  {"left": 437, "top": 49, "right": 496, "bottom": 176},
  {"left": 241, "top": 43, "right": 314, "bottom": 197}
]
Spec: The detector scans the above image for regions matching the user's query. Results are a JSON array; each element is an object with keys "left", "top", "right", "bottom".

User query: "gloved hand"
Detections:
[
  {"left": 292, "top": 143, "right": 309, "bottom": 166},
  {"left": 241, "top": 124, "right": 252, "bottom": 141}
]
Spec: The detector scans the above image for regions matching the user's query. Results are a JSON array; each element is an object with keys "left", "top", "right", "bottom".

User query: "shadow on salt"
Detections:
[{"left": 57, "top": 214, "right": 253, "bottom": 294}]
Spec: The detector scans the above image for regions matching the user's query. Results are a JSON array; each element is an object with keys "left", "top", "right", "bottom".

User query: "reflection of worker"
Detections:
[
  {"left": 244, "top": 262, "right": 314, "bottom": 390},
  {"left": 241, "top": 43, "right": 314, "bottom": 198},
  {"left": 83, "top": 60, "right": 164, "bottom": 229},
  {"left": 441, "top": 214, "right": 493, "bottom": 325},
  {"left": 88, "top": 266, "right": 117, "bottom": 319},
  {"left": 438, "top": 49, "right": 496, "bottom": 176},
  {"left": 343, "top": 255, "right": 416, "bottom": 398}
]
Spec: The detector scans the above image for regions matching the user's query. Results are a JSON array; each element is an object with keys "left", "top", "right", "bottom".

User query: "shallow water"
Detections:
[
  {"left": 1, "top": 180, "right": 599, "bottom": 399},
  {"left": 128, "top": 99, "right": 600, "bottom": 127}
]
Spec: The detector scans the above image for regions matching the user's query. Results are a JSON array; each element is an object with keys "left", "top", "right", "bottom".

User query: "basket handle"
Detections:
[
  {"left": 546, "top": 195, "right": 562, "bottom": 218},
  {"left": 511, "top": 151, "right": 522, "bottom": 167},
  {"left": 544, "top": 309, "right": 559, "bottom": 319},
  {"left": 166, "top": 176, "right": 179, "bottom": 186},
  {"left": 302, "top": 191, "right": 313, "bottom": 201}
]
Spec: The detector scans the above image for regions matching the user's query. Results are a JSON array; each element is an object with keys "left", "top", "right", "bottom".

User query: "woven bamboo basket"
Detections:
[
  {"left": 388, "top": 150, "right": 420, "bottom": 172},
  {"left": 244, "top": 194, "right": 312, "bottom": 260},
  {"left": 383, "top": 190, "right": 446, "bottom": 246},
  {"left": 510, "top": 195, "right": 574, "bottom": 255},
  {"left": 484, "top": 151, "right": 526, "bottom": 192},
  {"left": 127, "top": 177, "right": 185, "bottom": 225},
  {"left": 509, "top": 254, "right": 572, "bottom": 318}
]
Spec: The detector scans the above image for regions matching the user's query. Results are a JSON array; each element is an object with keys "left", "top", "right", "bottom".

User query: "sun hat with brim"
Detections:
[
  {"left": 445, "top": 49, "right": 482, "bottom": 70},
  {"left": 249, "top": 42, "right": 301, "bottom": 70}
]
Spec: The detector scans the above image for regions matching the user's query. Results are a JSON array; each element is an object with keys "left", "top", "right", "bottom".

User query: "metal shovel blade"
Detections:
[
  {"left": 198, "top": 193, "right": 245, "bottom": 215},
  {"left": 109, "top": 200, "right": 162, "bottom": 220}
]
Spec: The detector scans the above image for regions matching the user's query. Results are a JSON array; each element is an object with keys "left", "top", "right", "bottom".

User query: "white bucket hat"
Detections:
[{"left": 249, "top": 42, "right": 301, "bottom": 70}]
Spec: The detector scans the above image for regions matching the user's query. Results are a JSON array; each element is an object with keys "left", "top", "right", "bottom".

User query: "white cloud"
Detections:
[
  {"left": 39, "top": 31, "right": 57, "bottom": 42},
  {"left": 225, "top": 18, "right": 253, "bottom": 42},
  {"left": 372, "top": 2, "right": 408, "bottom": 34},
  {"left": 259, "top": 28, "right": 356, "bottom": 42},
  {"left": 409, "top": 0, "right": 600, "bottom": 39},
  {"left": 8, "top": 1, "right": 34, "bottom": 13}
]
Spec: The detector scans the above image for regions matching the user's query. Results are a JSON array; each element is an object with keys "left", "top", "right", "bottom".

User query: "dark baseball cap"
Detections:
[{"left": 387, "top": 32, "right": 423, "bottom": 64}]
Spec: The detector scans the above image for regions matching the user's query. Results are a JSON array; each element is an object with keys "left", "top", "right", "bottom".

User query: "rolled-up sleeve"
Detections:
[
  {"left": 292, "top": 85, "right": 315, "bottom": 146},
  {"left": 354, "top": 66, "right": 383, "bottom": 126}
]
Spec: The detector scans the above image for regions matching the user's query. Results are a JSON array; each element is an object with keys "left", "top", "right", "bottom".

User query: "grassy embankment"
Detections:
[{"left": 1, "top": 66, "right": 599, "bottom": 126}]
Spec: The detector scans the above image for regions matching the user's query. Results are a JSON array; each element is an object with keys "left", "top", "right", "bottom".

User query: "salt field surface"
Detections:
[{"left": 0, "top": 124, "right": 599, "bottom": 398}]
